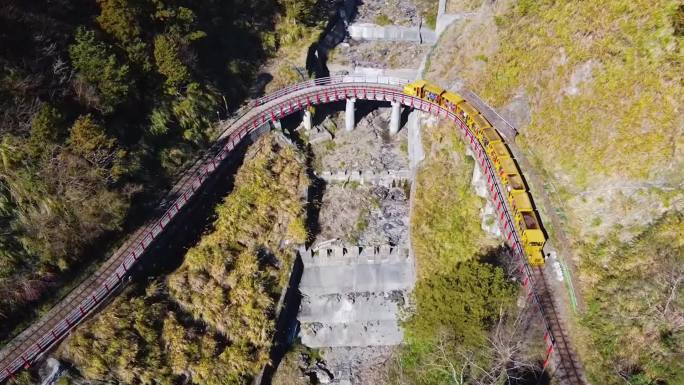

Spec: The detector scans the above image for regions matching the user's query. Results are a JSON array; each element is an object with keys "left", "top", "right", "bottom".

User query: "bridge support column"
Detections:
[
  {"left": 302, "top": 109, "right": 312, "bottom": 130},
  {"left": 272, "top": 120, "right": 282, "bottom": 131},
  {"left": 390, "top": 101, "right": 402, "bottom": 135},
  {"left": 345, "top": 98, "right": 356, "bottom": 132},
  {"left": 407, "top": 110, "right": 425, "bottom": 170}
]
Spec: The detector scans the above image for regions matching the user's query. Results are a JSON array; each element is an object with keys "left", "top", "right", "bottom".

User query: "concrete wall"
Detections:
[
  {"left": 348, "top": 23, "right": 437, "bottom": 44},
  {"left": 298, "top": 245, "right": 412, "bottom": 348},
  {"left": 299, "top": 245, "right": 409, "bottom": 268},
  {"left": 315, "top": 169, "right": 411, "bottom": 187}
]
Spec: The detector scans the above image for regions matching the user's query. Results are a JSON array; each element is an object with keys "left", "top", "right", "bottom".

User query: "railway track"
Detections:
[
  {"left": 532, "top": 267, "right": 586, "bottom": 385},
  {"left": 0, "top": 77, "right": 586, "bottom": 385}
]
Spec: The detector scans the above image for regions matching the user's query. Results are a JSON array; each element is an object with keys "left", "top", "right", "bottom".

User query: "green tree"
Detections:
[
  {"left": 395, "top": 259, "right": 517, "bottom": 385},
  {"left": 68, "top": 115, "right": 116, "bottom": 160},
  {"left": 153, "top": 34, "right": 189, "bottom": 92},
  {"left": 69, "top": 27, "right": 131, "bottom": 113},
  {"left": 406, "top": 260, "right": 516, "bottom": 347},
  {"left": 149, "top": 105, "right": 172, "bottom": 136},
  {"left": 171, "top": 82, "right": 217, "bottom": 144},
  {"left": 30, "top": 104, "right": 63, "bottom": 144},
  {"left": 279, "top": 0, "right": 319, "bottom": 25},
  {"left": 96, "top": 0, "right": 150, "bottom": 69},
  {"left": 68, "top": 115, "right": 129, "bottom": 182},
  {"left": 28, "top": 104, "right": 63, "bottom": 157}
]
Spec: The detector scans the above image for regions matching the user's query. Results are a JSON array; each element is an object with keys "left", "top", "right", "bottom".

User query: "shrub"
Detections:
[
  {"left": 153, "top": 34, "right": 189, "bottom": 92},
  {"left": 69, "top": 28, "right": 131, "bottom": 113}
]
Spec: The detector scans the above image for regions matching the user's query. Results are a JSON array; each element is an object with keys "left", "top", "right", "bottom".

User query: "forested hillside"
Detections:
[
  {"left": 0, "top": 0, "right": 323, "bottom": 341},
  {"left": 52, "top": 134, "right": 309, "bottom": 385}
]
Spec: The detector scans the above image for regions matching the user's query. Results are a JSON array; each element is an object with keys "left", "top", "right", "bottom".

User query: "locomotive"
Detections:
[{"left": 403, "top": 80, "right": 547, "bottom": 266}]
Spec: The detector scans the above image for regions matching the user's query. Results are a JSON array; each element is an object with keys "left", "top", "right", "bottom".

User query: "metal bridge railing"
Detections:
[{"left": 254, "top": 75, "right": 408, "bottom": 107}]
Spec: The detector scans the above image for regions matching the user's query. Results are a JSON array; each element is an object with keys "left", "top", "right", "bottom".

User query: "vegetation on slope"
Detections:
[
  {"left": 410, "top": 124, "right": 493, "bottom": 278},
  {"left": 412, "top": 0, "right": 440, "bottom": 28},
  {"left": 0, "top": 0, "right": 324, "bottom": 340},
  {"left": 429, "top": 0, "right": 683, "bottom": 188},
  {"left": 391, "top": 122, "right": 524, "bottom": 385},
  {"left": 580, "top": 211, "right": 684, "bottom": 385},
  {"left": 425, "top": 1, "right": 683, "bottom": 383},
  {"left": 56, "top": 134, "right": 309, "bottom": 385},
  {"left": 168, "top": 134, "right": 309, "bottom": 338}
]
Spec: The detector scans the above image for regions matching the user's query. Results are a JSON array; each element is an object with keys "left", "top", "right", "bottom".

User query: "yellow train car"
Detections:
[
  {"left": 423, "top": 83, "right": 444, "bottom": 103},
  {"left": 489, "top": 141, "right": 511, "bottom": 171},
  {"left": 481, "top": 127, "right": 506, "bottom": 166},
  {"left": 403, "top": 80, "right": 427, "bottom": 98},
  {"left": 498, "top": 157, "right": 526, "bottom": 198},
  {"left": 403, "top": 80, "right": 444, "bottom": 104},
  {"left": 441, "top": 91, "right": 465, "bottom": 115},
  {"left": 457, "top": 100, "right": 479, "bottom": 128},
  {"left": 471, "top": 114, "right": 492, "bottom": 140},
  {"left": 510, "top": 193, "right": 546, "bottom": 266}
]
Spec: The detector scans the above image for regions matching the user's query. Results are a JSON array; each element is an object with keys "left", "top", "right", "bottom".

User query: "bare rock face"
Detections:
[
  {"left": 308, "top": 364, "right": 334, "bottom": 384},
  {"left": 499, "top": 92, "right": 531, "bottom": 133},
  {"left": 354, "top": 0, "right": 420, "bottom": 26}
]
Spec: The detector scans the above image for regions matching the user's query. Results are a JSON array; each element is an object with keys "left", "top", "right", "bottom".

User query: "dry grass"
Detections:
[
  {"left": 425, "top": 1, "right": 684, "bottom": 384},
  {"left": 446, "top": 0, "right": 484, "bottom": 13},
  {"left": 411, "top": 120, "right": 495, "bottom": 278}
]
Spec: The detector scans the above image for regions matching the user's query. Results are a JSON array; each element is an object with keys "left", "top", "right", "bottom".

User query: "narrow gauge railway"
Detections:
[{"left": 0, "top": 76, "right": 584, "bottom": 385}]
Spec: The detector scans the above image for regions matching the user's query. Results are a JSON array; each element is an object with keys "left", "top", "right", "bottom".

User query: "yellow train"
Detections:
[{"left": 403, "top": 80, "right": 547, "bottom": 266}]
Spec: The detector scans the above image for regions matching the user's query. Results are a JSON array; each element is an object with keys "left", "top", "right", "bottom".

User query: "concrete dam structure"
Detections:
[{"left": 298, "top": 246, "right": 413, "bottom": 348}]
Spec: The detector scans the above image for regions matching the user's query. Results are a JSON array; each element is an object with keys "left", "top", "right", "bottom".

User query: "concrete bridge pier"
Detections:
[
  {"left": 407, "top": 110, "right": 425, "bottom": 170},
  {"left": 302, "top": 109, "right": 312, "bottom": 130},
  {"left": 390, "top": 100, "right": 402, "bottom": 135},
  {"left": 345, "top": 97, "right": 356, "bottom": 131}
]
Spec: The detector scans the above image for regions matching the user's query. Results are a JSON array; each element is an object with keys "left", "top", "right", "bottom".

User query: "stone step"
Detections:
[
  {"left": 300, "top": 319, "right": 403, "bottom": 347},
  {"left": 299, "top": 290, "right": 407, "bottom": 323},
  {"left": 299, "top": 261, "right": 413, "bottom": 296}
]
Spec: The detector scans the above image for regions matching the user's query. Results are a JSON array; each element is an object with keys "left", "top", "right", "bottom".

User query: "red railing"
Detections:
[{"left": 0, "top": 80, "right": 568, "bottom": 383}]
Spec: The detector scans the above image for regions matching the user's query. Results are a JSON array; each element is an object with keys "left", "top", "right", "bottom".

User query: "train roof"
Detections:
[
  {"left": 499, "top": 157, "right": 519, "bottom": 172},
  {"left": 424, "top": 83, "right": 444, "bottom": 95},
  {"left": 409, "top": 80, "right": 427, "bottom": 88},
  {"left": 482, "top": 127, "right": 503, "bottom": 141},
  {"left": 506, "top": 173, "right": 525, "bottom": 190},
  {"left": 491, "top": 142, "right": 510, "bottom": 157},
  {"left": 458, "top": 101, "right": 479, "bottom": 116},
  {"left": 472, "top": 114, "right": 492, "bottom": 129},
  {"left": 442, "top": 91, "right": 464, "bottom": 104},
  {"left": 512, "top": 192, "right": 534, "bottom": 211}
]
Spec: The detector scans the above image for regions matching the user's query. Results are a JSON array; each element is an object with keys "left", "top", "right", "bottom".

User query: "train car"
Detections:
[
  {"left": 403, "top": 80, "right": 428, "bottom": 98},
  {"left": 471, "top": 114, "right": 492, "bottom": 140},
  {"left": 489, "top": 141, "right": 511, "bottom": 170},
  {"left": 481, "top": 126, "right": 505, "bottom": 163},
  {"left": 498, "top": 157, "right": 526, "bottom": 200},
  {"left": 441, "top": 91, "right": 465, "bottom": 116},
  {"left": 403, "top": 80, "right": 429, "bottom": 99},
  {"left": 457, "top": 100, "right": 479, "bottom": 128},
  {"left": 423, "top": 83, "right": 444, "bottom": 103},
  {"left": 403, "top": 81, "right": 445, "bottom": 104},
  {"left": 509, "top": 192, "right": 546, "bottom": 266}
]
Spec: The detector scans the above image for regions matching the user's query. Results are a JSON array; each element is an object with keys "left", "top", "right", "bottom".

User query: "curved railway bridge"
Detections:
[{"left": 0, "top": 76, "right": 586, "bottom": 385}]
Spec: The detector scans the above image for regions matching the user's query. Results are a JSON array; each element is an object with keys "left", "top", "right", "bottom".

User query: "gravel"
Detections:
[
  {"left": 311, "top": 108, "right": 409, "bottom": 173},
  {"left": 330, "top": 40, "right": 429, "bottom": 69},
  {"left": 354, "top": 0, "right": 420, "bottom": 26}
]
